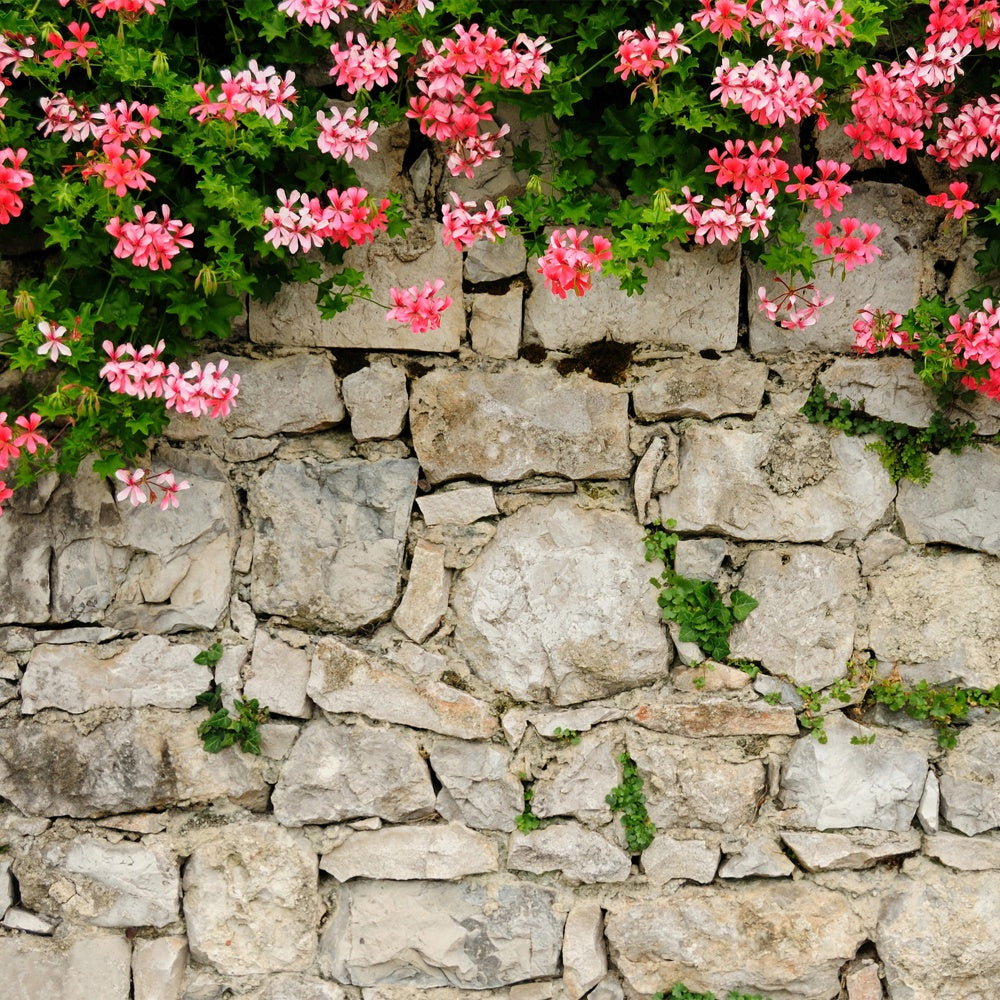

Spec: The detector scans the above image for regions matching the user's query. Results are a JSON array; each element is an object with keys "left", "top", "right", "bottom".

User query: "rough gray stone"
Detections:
[
  {"left": 563, "top": 902, "right": 607, "bottom": 1000},
  {"left": 633, "top": 436, "right": 666, "bottom": 523},
  {"left": 819, "top": 357, "right": 939, "bottom": 428},
  {"left": 781, "top": 830, "right": 921, "bottom": 872},
  {"left": 918, "top": 770, "right": 941, "bottom": 834},
  {"left": 719, "top": 837, "right": 795, "bottom": 879},
  {"left": 659, "top": 422, "right": 894, "bottom": 542},
  {"left": 672, "top": 662, "right": 752, "bottom": 693},
  {"left": 939, "top": 728, "right": 1000, "bottom": 835},
  {"left": 308, "top": 636, "right": 496, "bottom": 739},
  {"left": 630, "top": 698, "right": 799, "bottom": 737},
  {"left": 183, "top": 821, "right": 318, "bottom": 976},
  {"left": 250, "top": 224, "right": 463, "bottom": 353},
  {"left": 0, "top": 710, "right": 268, "bottom": 818},
  {"left": 606, "top": 882, "right": 867, "bottom": 999},
  {"left": 525, "top": 244, "right": 740, "bottom": 352},
  {"left": 844, "top": 961, "right": 883, "bottom": 1000},
  {"left": 21, "top": 636, "right": 210, "bottom": 715},
  {"left": 529, "top": 704, "right": 625, "bottom": 738},
  {"left": 250, "top": 457, "right": 418, "bottom": 630},
  {"left": 465, "top": 232, "right": 527, "bottom": 282},
  {"left": 780, "top": 714, "right": 928, "bottom": 832},
  {"left": 410, "top": 367, "right": 631, "bottom": 484},
  {"left": 924, "top": 831, "right": 1000, "bottom": 870},
  {"left": 416, "top": 486, "right": 498, "bottom": 525},
  {"left": 0, "top": 934, "right": 132, "bottom": 999},
  {"left": 392, "top": 541, "right": 450, "bottom": 643},
  {"left": 507, "top": 824, "right": 631, "bottom": 883},
  {"left": 0, "top": 856, "right": 12, "bottom": 918},
  {"left": 3, "top": 906, "right": 57, "bottom": 934},
  {"left": 341, "top": 362, "right": 409, "bottom": 442},
  {"left": 452, "top": 499, "right": 670, "bottom": 705},
  {"left": 320, "top": 823, "right": 498, "bottom": 881},
  {"left": 272, "top": 717, "right": 436, "bottom": 826},
  {"left": 132, "top": 936, "right": 188, "bottom": 1000},
  {"left": 729, "top": 546, "right": 860, "bottom": 689},
  {"left": 429, "top": 738, "right": 523, "bottom": 832},
  {"left": 15, "top": 835, "right": 179, "bottom": 927},
  {"left": 0, "top": 678, "right": 17, "bottom": 707},
  {"left": 469, "top": 288, "right": 523, "bottom": 359},
  {"left": 897, "top": 445, "right": 1000, "bottom": 554},
  {"left": 589, "top": 976, "right": 625, "bottom": 1000},
  {"left": 632, "top": 356, "right": 768, "bottom": 420},
  {"left": 530, "top": 732, "right": 620, "bottom": 826},
  {"left": 640, "top": 835, "right": 720, "bottom": 885},
  {"left": 245, "top": 631, "right": 312, "bottom": 720},
  {"left": 413, "top": 520, "right": 497, "bottom": 568},
  {"left": 320, "top": 879, "right": 564, "bottom": 988},
  {"left": 674, "top": 538, "right": 728, "bottom": 581},
  {"left": 877, "top": 857, "right": 1000, "bottom": 1000},
  {"left": 253, "top": 974, "right": 347, "bottom": 1000}
]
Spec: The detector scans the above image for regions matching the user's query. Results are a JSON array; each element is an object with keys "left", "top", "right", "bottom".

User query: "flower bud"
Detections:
[
  {"left": 194, "top": 265, "right": 218, "bottom": 297},
  {"left": 152, "top": 50, "right": 169, "bottom": 77},
  {"left": 13, "top": 289, "right": 35, "bottom": 319}
]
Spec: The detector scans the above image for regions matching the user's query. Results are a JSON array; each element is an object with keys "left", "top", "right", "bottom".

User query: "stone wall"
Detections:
[{"left": 3, "top": 157, "right": 1000, "bottom": 1000}]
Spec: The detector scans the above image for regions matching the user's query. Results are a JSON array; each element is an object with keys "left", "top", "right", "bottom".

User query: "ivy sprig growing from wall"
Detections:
[{"left": 606, "top": 752, "right": 655, "bottom": 852}]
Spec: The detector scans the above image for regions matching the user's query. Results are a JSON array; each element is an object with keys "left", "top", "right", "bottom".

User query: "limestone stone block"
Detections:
[
  {"left": 606, "top": 882, "right": 866, "bottom": 998},
  {"left": 429, "top": 738, "right": 523, "bottom": 832},
  {"left": 20, "top": 636, "right": 211, "bottom": 715},
  {"left": 819, "top": 356, "right": 938, "bottom": 428},
  {"left": 924, "top": 831, "right": 1000, "bottom": 871},
  {"left": 308, "top": 636, "right": 496, "bottom": 740},
  {"left": 528, "top": 704, "right": 625, "bottom": 737},
  {"left": 416, "top": 486, "right": 498, "bottom": 525},
  {"left": 320, "top": 879, "right": 563, "bottom": 988},
  {"left": 183, "top": 821, "right": 318, "bottom": 976},
  {"left": 641, "top": 835, "right": 720, "bottom": 885},
  {"left": 245, "top": 630, "right": 312, "bottom": 719},
  {"left": 410, "top": 367, "right": 632, "bottom": 484},
  {"left": 319, "top": 823, "right": 498, "bottom": 881},
  {"left": 452, "top": 499, "right": 671, "bottom": 705},
  {"left": 845, "top": 961, "right": 883, "bottom": 1000},
  {"left": 3, "top": 906, "right": 57, "bottom": 933},
  {"left": 0, "top": 710, "right": 268, "bottom": 818},
  {"left": 729, "top": 546, "right": 860, "bottom": 689},
  {"left": 589, "top": 976, "right": 625, "bottom": 1000},
  {"left": 781, "top": 830, "right": 922, "bottom": 872},
  {"left": 529, "top": 731, "right": 621, "bottom": 826},
  {"left": 673, "top": 538, "right": 728, "bottom": 582},
  {"left": 465, "top": 232, "right": 527, "bottom": 282},
  {"left": 0, "top": 678, "right": 18, "bottom": 707},
  {"left": 633, "top": 436, "right": 666, "bottom": 523},
  {"left": 392, "top": 541, "right": 450, "bottom": 643},
  {"left": 939, "top": 728, "right": 1000, "bottom": 835},
  {"left": 632, "top": 356, "right": 768, "bottom": 420},
  {"left": 271, "top": 717, "right": 436, "bottom": 826},
  {"left": 877, "top": 858, "right": 1000, "bottom": 999},
  {"left": 672, "top": 662, "right": 752, "bottom": 693},
  {"left": 249, "top": 457, "right": 418, "bottom": 630},
  {"left": 507, "top": 823, "right": 631, "bottom": 883},
  {"left": 918, "top": 770, "right": 940, "bottom": 834},
  {"left": 562, "top": 902, "right": 607, "bottom": 1000},
  {"left": 132, "top": 936, "right": 188, "bottom": 1000},
  {"left": 897, "top": 445, "right": 1000, "bottom": 554},
  {"left": 250, "top": 223, "right": 463, "bottom": 353},
  {"left": 659, "top": 421, "right": 894, "bottom": 542},
  {"left": 253, "top": 974, "right": 348, "bottom": 1000},
  {"left": 341, "top": 362, "right": 409, "bottom": 441},
  {"left": 780, "top": 714, "right": 928, "bottom": 831},
  {"left": 0, "top": 856, "right": 12, "bottom": 918},
  {"left": 525, "top": 244, "right": 740, "bottom": 352},
  {"left": 630, "top": 698, "right": 798, "bottom": 737},
  {"left": 719, "top": 836, "right": 795, "bottom": 878},
  {"left": 15, "top": 835, "right": 179, "bottom": 927},
  {"left": 469, "top": 288, "right": 523, "bottom": 359},
  {"left": 0, "top": 934, "right": 132, "bottom": 1000}
]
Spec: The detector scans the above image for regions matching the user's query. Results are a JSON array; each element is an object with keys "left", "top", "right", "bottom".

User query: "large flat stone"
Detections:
[
  {"left": 410, "top": 367, "right": 632, "bottom": 484},
  {"left": 429, "top": 738, "right": 523, "bottom": 832},
  {"left": 320, "top": 879, "right": 563, "bottom": 988},
  {"left": 819, "top": 357, "right": 939, "bottom": 427},
  {"left": 531, "top": 732, "right": 620, "bottom": 826},
  {"left": 452, "top": 499, "right": 671, "bottom": 705},
  {"left": 924, "top": 831, "right": 1000, "bottom": 870},
  {"left": 640, "top": 834, "right": 721, "bottom": 885},
  {"left": 939, "top": 728, "right": 1000, "bottom": 835},
  {"left": 0, "top": 934, "right": 132, "bottom": 1000},
  {"left": 507, "top": 823, "right": 631, "bottom": 883},
  {"left": 630, "top": 698, "right": 799, "bottom": 737},
  {"left": 632, "top": 356, "right": 768, "bottom": 421},
  {"left": 249, "top": 457, "right": 418, "bottom": 629},
  {"left": 781, "top": 829, "right": 921, "bottom": 872}
]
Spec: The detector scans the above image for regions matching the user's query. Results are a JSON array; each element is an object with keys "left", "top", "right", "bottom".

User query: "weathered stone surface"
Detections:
[
  {"left": 453, "top": 500, "right": 670, "bottom": 704},
  {"left": 877, "top": 858, "right": 1000, "bottom": 1000},
  {"left": 429, "top": 738, "right": 522, "bottom": 832},
  {"left": 469, "top": 288, "right": 523, "bottom": 359},
  {"left": 4, "top": 906, "right": 57, "bottom": 933},
  {"left": 272, "top": 717, "right": 436, "bottom": 826},
  {"left": 674, "top": 538, "right": 728, "bottom": 581},
  {"left": 253, "top": 974, "right": 348, "bottom": 1000},
  {"left": 411, "top": 367, "right": 632, "bottom": 484},
  {"left": 641, "top": 834, "right": 720, "bottom": 885},
  {"left": 897, "top": 445, "right": 1000, "bottom": 554},
  {"left": 393, "top": 541, "right": 450, "bottom": 643},
  {"left": 563, "top": 902, "right": 607, "bottom": 1000},
  {"left": 530, "top": 732, "right": 620, "bottom": 826},
  {"left": 863, "top": 551, "right": 1000, "bottom": 688},
  {"left": 0, "top": 678, "right": 18, "bottom": 707},
  {"left": 631, "top": 698, "right": 799, "bottom": 736},
  {"left": 132, "top": 936, "right": 188, "bottom": 1000},
  {"left": 819, "top": 357, "right": 938, "bottom": 427},
  {"left": 320, "top": 879, "right": 564, "bottom": 988},
  {"left": 628, "top": 730, "right": 766, "bottom": 832},
  {"left": 0, "top": 710, "right": 268, "bottom": 818},
  {"left": 607, "top": 882, "right": 867, "bottom": 999},
  {"left": 413, "top": 520, "right": 497, "bottom": 568},
  {"left": 465, "top": 232, "right": 527, "bottom": 282},
  {"left": 529, "top": 704, "right": 625, "bottom": 738},
  {"left": 719, "top": 836, "right": 795, "bottom": 878},
  {"left": 918, "top": 770, "right": 940, "bottom": 834},
  {"left": 673, "top": 662, "right": 752, "bottom": 693},
  {"left": 308, "top": 636, "right": 496, "bottom": 739},
  {"left": 939, "top": 728, "right": 1000, "bottom": 835},
  {"left": 507, "top": 824, "right": 631, "bottom": 883},
  {"left": 659, "top": 422, "right": 894, "bottom": 542},
  {"left": 184, "top": 821, "right": 318, "bottom": 976},
  {"left": 320, "top": 823, "right": 498, "bottom": 881},
  {"left": 0, "top": 856, "right": 12, "bottom": 918},
  {"left": 15, "top": 835, "right": 179, "bottom": 927},
  {"left": 0, "top": 934, "right": 132, "bottom": 1000},
  {"left": 924, "top": 831, "right": 1000, "bottom": 870},
  {"left": 632, "top": 356, "right": 768, "bottom": 421},
  {"left": 341, "top": 362, "right": 409, "bottom": 442},
  {"left": 781, "top": 830, "right": 921, "bottom": 872},
  {"left": 589, "top": 976, "right": 625, "bottom": 1000},
  {"left": 250, "top": 224, "right": 463, "bottom": 353},
  {"left": 250, "top": 457, "right": 418, "bottom": 629},
  {"left": 525, "top": 245, "right": 740, "bottom": 352},
  {"left": 417, "top": 486, "right": 498, "bottom": 525},
  {"left": 781, "top": 715, "right": 928, "bottom": 832},
  {"left": 20, "top": 636, "right": 211, "bottom": 715},
  {"left": 844, "top": 962, "right": 883, "bottom": 1000},
  {"left": 729, "top": 546, "right": 860, "bottom": 688},
  {"left": 633, "top": 436, "right": 665, "bottom": 523},
  {"left": 245, "top": 631, "right": 312, "bottom": 719}
]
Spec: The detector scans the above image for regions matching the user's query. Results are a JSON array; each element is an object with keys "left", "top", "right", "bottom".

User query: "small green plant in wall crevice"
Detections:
[
  {"left": 655, "top": 986, "right": 773, "bottom": 1000},
  {"left": 515, "top": 775, "right": 541, "bottom": 834},
  {"left": 193, "top": 642, "right": 269, "bottom": 756},
  {"left": 606, "top": 752, "right": 656, "bottom": 853}
]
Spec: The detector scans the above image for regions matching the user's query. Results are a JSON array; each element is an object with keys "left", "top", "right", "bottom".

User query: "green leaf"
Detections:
[{"left": 729, "top": 590, "right": 759, "bottom": 622}]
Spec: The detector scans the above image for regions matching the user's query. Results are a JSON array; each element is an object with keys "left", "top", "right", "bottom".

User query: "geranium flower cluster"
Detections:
[
  {"left": 42, "top": 21, "right": 98, "bottom": 68},
  {"left": 386, "top": 279, "right": 452, "bottom": 333},
  {"left": 190, "top": 61, "right": 297, "bottom": 126},
  {"left": 852, "top": 306, "right": 912, "bottom": 354},
  {"left": 316, "top": 106, "right": 378, "bottom": 162},
  {"left": 115, "top": 468, "right": 190, "bottom": 509},
  {"left": 711, "top": 56, "right": 825, "bottom": 127},
  {"left": 947, "top": 300, "right": 1000, "bottom": 398},
  {"left": 0, "top": 411, "right": 49, "bottom": 471},
  {"left": 262, "top": 187, "right": 390, "bottom": 253},
  {"left": 926, "top": 180, "right": 978, "bottom": 220},
  {"left": 441, "top": 192, "right": 512, "bottom": 250},
  {"left": 537, "top": 229, "right": 613, "bottom": 299},
  {"left": 813, "top": 217, "right": 882, "bottom": 271},
  {"left": 693, "top": 0, "right": 854, "bottom": 53},
  {"left": 278, "top": 0, "right": 433, "bottom": 28},
  {"left": 329, "top": 32, "right": 401, "bottom": 94},
  {"left": 758, "top": 276, "right": 833, "bottom": 329},
  {"left": 105, "top": 204, "right": 195, "bottom": 271},
  {"left": 614, "top": 24, "right": 689, "bottom": 81},
  {"left": 36, "top": 320, "right": 72, "bottom": 362},
  {"left": 0, "top": 146, "right": 32, "bottom": 225},
  {"left": 57, "top": 0, "right": 165, "bottom": 18}
]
